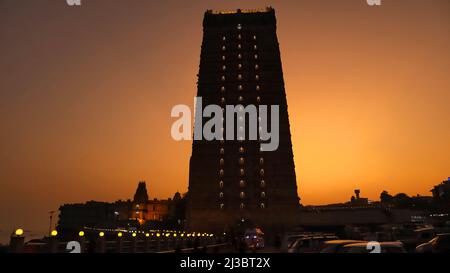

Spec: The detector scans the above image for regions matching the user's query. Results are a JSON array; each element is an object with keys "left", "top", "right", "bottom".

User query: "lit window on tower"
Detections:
[
  {"left": 240, "top": 192, "right": 246, "bottom": 199},
  {"left": 261, "top": 180, "right": 266, "bottom": 188},
  {"left": 240, "top": 180, "right": 246, "bottom": 187},
  {"left": 239, "top": 158, "right": 245, "bottom": 165}
]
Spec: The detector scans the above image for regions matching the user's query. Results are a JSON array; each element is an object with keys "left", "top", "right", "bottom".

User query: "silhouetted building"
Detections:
[
  {"left": 350, "top": 189, "right": 369, "bottom": 205},
  {"left": 58, "top": 181, "right": 182, "bottom": 231},
  {"left": 187, "top": 7, "right": 300, "bottom": 234}
]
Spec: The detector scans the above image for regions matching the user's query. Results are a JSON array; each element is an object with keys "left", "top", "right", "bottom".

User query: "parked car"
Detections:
[
  {"left": 287, "top": 235, "right": 339, "bottom": 253},
  {"left": 320, "top": 240, "right": 367, "bottom": 253},
  {"left": 401, "top": 227, "right": 436, "bottom": 250},
  {"left": 338, "top": 242, "right": 407, "bottom": 253},
  {"left": 282, "top": 233, "right": 336, "bottom": 252},
  {"left": 416, "top": 233, "right": 450, "bottom": 253}
]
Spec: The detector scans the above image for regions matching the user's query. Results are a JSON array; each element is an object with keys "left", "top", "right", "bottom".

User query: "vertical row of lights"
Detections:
[
  {"left": 219, "top": 30, "right": 227, "bottom": 210},
  {"left": 253, "top": 28, "right": 266, "bottom": 210},
  {"left": 218, "top": 23, "right": 265, "bottom": 210}
]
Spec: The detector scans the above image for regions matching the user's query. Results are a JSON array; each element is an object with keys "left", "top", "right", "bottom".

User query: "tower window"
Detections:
[
  {"left": 238, "top": 85, "right": 243, "bottom": 91},
  {"left": 222, "top": 46, "right": 226, "bottom": 51},
  {"left": 240, "top": 169, "right": 245, "bottom": 176},
  {"left": 254, "top": 54, "right": 258, "bottom": 59},
  {"left": 261, "top": 192, "right": 266, "bottom": 198},
  {"left": 220, "top": 158, "right": 224, "bottom": 166},
  {"left": 221, "top": 97, "right": 226, "bottom": 104},
  {"left": 220, "top": 148, "right": 225, "bottom": 155},
  {"left": 256, "top": 85, "right": 260, "bottom": 91},
  {"left": 260, "top": 203, "right": 265, "bottom": 209},
  {"left": 240, "top": 192, "right": 246, "bottom": 199},
  {"left": 220, "top": 203, "right": 225, "bottom": 209},
  {"left": 255, "top": 75, "right": 260, "bottom": 81},
  {"left": 238, "top": 44, "right": 242, "bottom": 49},
  {"left": 253, "top": 35, "right": 257, "bottom": 40},
  {"left": 240, "top": 203, "right": 245, "bottom": 209},
  {"left": 254, "top": 45, "right": 258, "bottom": 50},
  {"left": 238, "top": 54, "right": 242, "bottom": 59},
  {"left": 237, "top": 24, "right": 242, "bottom": 30},
  {"left": 238, "top": 64, "right": 242, "bottom": 69},
  {"left": 237, "top": 74, "right": 243, "bottom": 80},
  {"left": 219, "top": 169, "right": 224, "bottom": 177},
  {"left": 240, "top": 180, "right": 246, "bottom": 188},
  {"left": 260, "top": 169, "right": 265, "bottom": 176},
  {"left": 238, "top": 96, "right": 244, "bottom": 102},
  {"left": 239, "top": 158, "right": 245, "bottom": 165},
  {"left": 221, "top": 75, "right": 226, "bottom": 81},
  {"left": 222, "top": 36, "right": 226, "bottom": 41},
  {"left": 239, "top": 147, "right": 245, "bottom": 154},
  {"left": 219, "top": 192, "right": 224, "bottom": 198},
  {"left": 222, "top": 65, "right": 226, "bottom": 71},
  {"left": 222, "top": 55, "right": 226, "bottom": 61},
  {"left": 238, "top": 34, "right": 242, "bottom": 40},
  {"left": 221, "top": 86, "right": 225, "bottom": 92},
  {"left": 260, "top": 158, "right": 264, "bottom": 165},
  {"left": 255, "top": 64, "right": 259, "bottom": 70},
  {"left": 256, "top": 96, "right": 261, "bottom": 103},
  {"left": 261, "top": 180, "right": 266, "bottom": 187},
  {"left": 219, "top": 181, "right": 224, "bottom": 188}
]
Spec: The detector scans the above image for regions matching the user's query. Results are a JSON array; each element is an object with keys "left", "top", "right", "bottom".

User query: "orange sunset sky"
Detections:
[{"left": 0, "top": 0, "right": 449, "bottom": 240}]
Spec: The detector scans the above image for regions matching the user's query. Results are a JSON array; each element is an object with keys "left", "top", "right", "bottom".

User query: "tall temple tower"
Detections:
[{"left": 187, "top": 8, "right": 300, "bottom": 234}]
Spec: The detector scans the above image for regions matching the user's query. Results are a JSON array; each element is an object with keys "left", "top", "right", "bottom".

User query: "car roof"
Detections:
[
  {"left": 324, "top": 240, "right": 366, "bottom": 245},
  {"left": 344, "top": 242, "right": 403, "bottom": 248}
]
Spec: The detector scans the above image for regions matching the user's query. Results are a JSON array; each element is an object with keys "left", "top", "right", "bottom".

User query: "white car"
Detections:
[{"left": 339, "top": 242, "right": 407, "bottom": 253}]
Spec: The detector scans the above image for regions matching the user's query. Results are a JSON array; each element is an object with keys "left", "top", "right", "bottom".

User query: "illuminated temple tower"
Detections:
[{"left": 187, "top": 8, "right": 300, "bottom": 234}]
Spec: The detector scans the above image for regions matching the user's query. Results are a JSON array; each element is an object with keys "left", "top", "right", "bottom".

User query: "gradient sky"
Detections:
[{"left": 0, "top": 0, "right": 449, "bottom": 242}]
